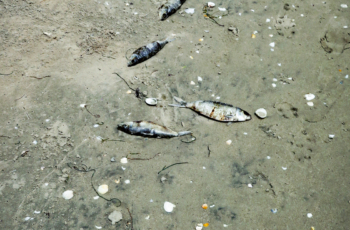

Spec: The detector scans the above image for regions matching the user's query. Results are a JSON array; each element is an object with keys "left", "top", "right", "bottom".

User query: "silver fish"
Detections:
[
  {"left": 169, "top": 97, "right": 252, "bottom": 122},
  {"left": 117, "top": 121, "right": 191, "bottom": 138},
  {"left": 127, "top": 37, "right": 175, "bottom": 67},
  {"left": 159, "top": 0, "right": 186, "bottom": 20}
]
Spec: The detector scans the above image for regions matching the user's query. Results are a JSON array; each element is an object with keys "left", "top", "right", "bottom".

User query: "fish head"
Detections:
[
  {"left": 127, "top": 55, "right": 138, "bottom": 67},
  {"left": 117, "top": 122, "right": 133, "bottom": 131},
  {"left": 236, "top": 109, "right": 252, "bottom": 121},
  {"left": 159, "top": 7, "right": 169, "bottom": 20}
]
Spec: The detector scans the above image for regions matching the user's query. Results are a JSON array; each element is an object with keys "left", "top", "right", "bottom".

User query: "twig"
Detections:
[
  {"left": 113, "top": 72, "right": 147, "bottom": 98},
  {"left": 127, "top": 207, "right": 134, "bottom": 230},
  {"left": 113, "top": 72, "right": 136, "bottom": 92},
  {"left": 101, "top": 138, "right": 125, "bottom": 143},
  {"left": 84, "top": 105, "right": 100, "bottom": 118},
  {"left": 0, "top": 135, "right": 11, "bottom": 138},
  {"left": 15, "top": 94, "right": 25, "bottom": 101},
  {"left": 0, "top": 71, "right": 14, "bottom": 75},
  {"left": 127, "top": 152, "right": 160, "bottom": 160},
  {"left": 29, "top": 75, "right": 51, "bottom": 80},
  {"left": 207, "top": 145, "right": 211, "bottom": 157},
  {"left": 158, "top": 162, "right": 188, "bottom": 174}
]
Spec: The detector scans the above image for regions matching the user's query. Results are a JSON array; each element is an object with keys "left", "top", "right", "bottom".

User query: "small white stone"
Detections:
[
  {"left": 329, "top": 134, "right": 335, "bottom": 139},
  {"left": 33, "top": 140, "right": 37, "bottom": 145},
  {"left": 307, "top": 213, "right": 313, "bottom": 218},
  {"left": 121, "top": 166, "right": 126, "bottom": 170},
  {"left": 196, "top": 223, "right": 203, "bottom": 230},
  {"left": 334, "top": 16, "right": 337, "bottom": 18},
  {"left": 190, "top": 81, "right": 195, "bottom": 85},
  {"left": 267, "top": 156, "right": 271, "bottom": 159},
  {"left": 62, "top": 190, "right": 74, "bottom": 200},
  {"left": 307, "top": 102, "right": 314, "bottom": 107},
  {"left": 268, "top": 26, "right": 272, "bottom": 29},
  {"left": 126, "top": 90, "right": 132, "bottom": 94},
  {"left": 269, "top": 34, "right": 273, "bottom": 37},
  {"left": 134, "top": 12, "right": 138, "bottom": 15},
  {"left": 210, "top": 205, "right": 215, "bottom": 208},
  {"left": 196, "top": 50, "right": 199, "bottom": 53},
  {"left": 273, "top": 78, "right": 278, "bottom": 81},
  {"left": 277, "top": 63, "right": 281, "bottom": 66},
  {"left": 211, "top": 94, "right": 215, "bottom": 97},
  {"left": 44, "top": 183, "right": 49, "bottom": 186},
  {"left": 304, "top": 93, "right": 315, "bottom": 101},
  {"left": 150, "top": 199, "right": 153, "bottom": 202},
  {"left": 243, "top": 132, "right": 248, "bottom": 135},
  {"left": 24, "top": 217, "right": 33, "bottom": 221},
  {"left": 271, "top": 48, "right": 274, "bottom": 52},
  {"left": 97, "top": 184, "right": 108, "bottom": 194},
  {"left": 238, "top": 13, "right": 241, "bottom": 16},
  {"left": 125, "top": 179, "right": 130, "bottom": 184},
  {"left": 301, "top": 14, "right": 304, "bottom": 17},
  {"left": 248, "top": 183, "right": 253, "bottom": 188},
  {"left": 198, "top": 76, "right": 203, "bottom": 82},
  {"left": 120, "top": 157, "right": 128, "bottom": 164},
  {"left": 266, "top": 18, "right": 270, "bottom": 22},
  {"left": 251, "top": 9, "right": 255, "bottom": 12},
  {"left": 203, "top": 166, "right": 206, "bottom": 169},
  {"left": 341, "top": 4, "right": 348, "bottom": 8},
  {"left": 96, "top": 136, "right": 103, "bottom": 141},
  {"left": 344, "top": 26, "right": 348, "bottom": 28},
  {"left": 223, "top": 224, "right": 228, "bottom": 227},
  {"left": 216, "top": 96, "right": 220, "bottom": 99},
  {"left": 269, "top": 42, "right": 275, "bottom": 47},
  {"left": 45, "top": 119, "right": 50, "bottom": 122},
  {"left": 272, "top": 83, "right": 277, "bottom": 88},
  {"left": 226, "top": 140, "right": 232, "bottom": 145},
  {"left": 253, "top": 30, "right": 258, "bottom": 34},
  {"left": 145, "top": 215, "right": 150, "bottom": 220},
  {"left": 93, "top": 196, "right": 100, "bottom": 200},
  {"left": 93, "top": 124, "right": 99, "bottom": 128},
  {"left": 345, "top": 75, "right": 349, "bottom": 79},
  {"left": 164, "top": 201, "right": 176, "bottom": 212},
  {"left": 282, "top": 167, "right": 287, "bottom": 170}
]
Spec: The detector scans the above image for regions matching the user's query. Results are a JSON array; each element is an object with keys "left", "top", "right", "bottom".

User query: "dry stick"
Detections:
[
  {"left": 0, "top": 135, "right": 11, "bottom": 138},
  {"left": 127, "top": 152, "right": 160, "bottom": 160},
  {"left": 127, "top": 207, "right": 134, "bottom": 230},
  {"left": 29, "top": 75, "right": 51, "bottom": 79},
  {"left": 158, "top": 162, "right": 188, "bottom": 174},
  {"left": 0, "top": 71, "right": 14, "bottom": 75},
  {"left": 207, "top": 145, "right": 211, "bottom": 157},
  {"left": 15, "top": 94, "right": 25, "bottom": 101},
  {"left": 113, "top": 72, "right": 147, "bottom": 98},
  {"left": 84, "top": 105, "right": 100, "bottom": 118}
]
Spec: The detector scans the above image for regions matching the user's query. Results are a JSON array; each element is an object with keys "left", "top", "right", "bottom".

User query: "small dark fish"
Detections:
[
  {"left": 169, "top": 97, "right": 252, "bottom": 122},
  {"left": 117, "top": 121, "right": 191, "bottom": 138},
  {"left": 159, "top": 0, "right": 186, "bottom": 20},
  {"left": 127, "top": 37, "right": 175, "bottom": 67}
]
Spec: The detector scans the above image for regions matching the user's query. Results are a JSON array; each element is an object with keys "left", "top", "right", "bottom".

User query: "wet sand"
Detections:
[{"left": 0, "top": 0, "right": 349, "bottom": 229}]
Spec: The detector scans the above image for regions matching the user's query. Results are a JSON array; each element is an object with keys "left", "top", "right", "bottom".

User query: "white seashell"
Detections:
[
  {"left": 120, "top": 157, "right": 128, "bottom": 164},
  {"left": 126, "top": 90, "right": 132, "bottom": 94},
  {"left": 304, "top": 93, "right": 315, "bottom": 101},
  {"left": 266, "top": 18, "right": 270, "bottom": 22},
  {"left": 255, "top": 108, "right": 267, "bottom": 118},
  {"left": 208, "top": 2, "right": 215, "bottom": 7},
  {"left": 62, "top": 190, "right": 74, "bottom": 200},
  {"left": 307, "top": 101, "right": 314, "bottom": 107},
  {"left": 218, "top": 7, "right": 226, "bottom": 11},
  {"left": 145, "top": 98, "right": 157, "bottom": 106},
  {"left": 269, "top": 42, "right": 275, "bottom": 47},
  {"left": 145, "top": 215, "right": 150, "bottom": 220},
  {"left": 272, "top": 83, "right": 276, "bottom": 87},
  {"left": 196, "top": 223, "right": 203, "bottom": 230},
  {"left": 93, "top": 196, "right": 100, "bottom": 200},
  {"left": 341, "top": 4, "right": 348, "bottom": 8},
  {"left": 34, "top": 211, "right": 41, "bottom": 214},
  {"left": 329, "top": 134, "right": 335, "bottom": 139},
  {"left": 307, "top": 213, "right": 313, "bottom": 218},
  {"left": 97, "top": 184, "right": 108, "bottom": 194},
  {"left": 80, "top": 104, "right": 86, "bottom": 108},
  {"left": 248, "top": 183, "right": 253, "bottom": 188},
  {"left": 184, "top": 8, "right": 195, "bottom": 14},
  {"left": 226, "top": 140, "right": 232, "bottom": 145},
  {"left": 95, "top": 226, "right": 102, "bottom": 229},
  {"left": 190, "top": 81, "right": 195, "bottom": 85},
  {"left": 198, "top": 76, "right": 203, "bottom": 82},
  {"left": 164, "top": 201, "right": 176, "bottom": 212},
  {"left": 125, "top": 179, "right": 130, "bottom": 184},
  {"left": 282, "top": 167, "right": 287, "bottom": 170}
]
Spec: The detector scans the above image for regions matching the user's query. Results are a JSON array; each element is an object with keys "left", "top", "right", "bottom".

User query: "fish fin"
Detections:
[
  {"left": 177, "top": 131, "right": 192, "bottom": 136},
  {"left": 169, "top": 96, "right": 187, "bottom": 107},
  {"left": 168, "top": 103, "right": 186, "bottom": 108},
  {"left": 166, "top": 37, "right": 176, "bottom": 43}
]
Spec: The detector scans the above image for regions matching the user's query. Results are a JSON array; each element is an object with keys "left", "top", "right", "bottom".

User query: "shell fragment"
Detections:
[
  {"left": 145, "top": 98, "right": 157, "bottom": 106},
  {"left": 97, "top": 184, "right": 109, "bottom": 194},
  {"left": 255, "top": 108, "right": 267, "bottom": 118},
  {"left": 164, "top": 201, "right": 176, "bottom": 212},
  {"left": 62, "top": 190, "right": 74, "bottom": 200},
  {"left": 304, "top": 93, "right": 315, "bottom": 101}
]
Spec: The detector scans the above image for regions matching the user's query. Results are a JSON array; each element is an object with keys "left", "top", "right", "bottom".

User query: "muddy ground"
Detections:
[{"left": 0, "top": 0, "right": 350, "bottom": 229}]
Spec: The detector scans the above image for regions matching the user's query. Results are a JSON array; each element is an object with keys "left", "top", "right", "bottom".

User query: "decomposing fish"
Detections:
[
  {"left": 117, "top": 121, "right": 191, "bottom": 138},
  {"left": 169, "top": 97, "right": 252, "bottom": 122},
  {"left": 127, "top": 37, "right": 175, "bottom": 67},
  {"left": 159, "top": 0, "right": 186, "bottom": 20}
]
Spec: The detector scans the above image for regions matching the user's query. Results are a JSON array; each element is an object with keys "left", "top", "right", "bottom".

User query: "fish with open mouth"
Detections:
[
  {"left": 159, "top": 0, "right": 186, "bottom": 20},
  {"left": 127, "top": 37, "right": 175, "bottom": 67},
  {"left": 169, "top": 97, "right": 252, "bottom": 122},
  {"left": 117, "top": 121, "right": 191, "bottom": 138}
]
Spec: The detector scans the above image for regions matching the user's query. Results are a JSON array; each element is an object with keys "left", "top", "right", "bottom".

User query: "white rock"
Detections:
[
  {"left": 304, "top": 93, "right": 315, "bottom": 101},
  {"left": 307, "top": 213, "right": 313, "bottom": 218},
  {"left": 208, "top": 2, "right": 215, "bottom": 7},
  {"left": 62, "top": 190, "right": 74, "bottom": 200},
  {"left": 341, "top": 4, "right": 348, "bottom": 8},
  {"left": 197, "top": 76, "right": 203, "bottom": 82},
  {"left": 97, "top": 184, "right": 108, "bottom": 194},
  {"left": 33, "top": 140, "right": 37, "bottom": 145},
  {"left": 164, "top": 201, "right": 176, "bottom": 212},
  {"left": 108, "top": 210, "right": 123, "bottom": 224},
  {"left": 145, "top": 215, "right": 150, "bottom": 220},
  {"left": 267, "top": 156, "right": 271, "bottom": 159},
  {"left": 269, "top": 42, "right": 275, "bottom": 47},
  {"left": 184, "top": 8, "right": 195, "bottom": 14},
  {"left": 255, "top": 108, "right": 267, "bottom": 118},
  {"left": 269, "top": 34, "right": 273, "bottom": 37},
  {"left": 223, "top": 224, "right": 228, "bottom": 227},
  {"left": 24, "top": 217, "right": 33, "bottom": 221},
  {"left": 226, "top": 140, "right": 232, "bottom": 145},
  {"left": 277, "top": 63, "right": 281, "bottom": 66},
  {"left": 307, "top": 101, "right": 314, "bottom": 106},
  {"left": 329, "top": 134, "right": 335, "bottom": 139},
  {"left": 120, "top": 157, "right": 128, "bottom": 164}
]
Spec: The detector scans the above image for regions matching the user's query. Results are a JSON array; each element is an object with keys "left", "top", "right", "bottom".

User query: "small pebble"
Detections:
[
  {"left": 272, "top": 83, "right": 277, "bottom": 88},
  {"left": 282, "top": 167, "right": 287, "bottom": 170},
  {"left": 226, "top": 140, "right": 232, "bottom": 145},
  {"left": 164, "top": 201, "right": 176, "bottom": 212},
  {"left": 120, "top": 157, "right": 128, "bottom": 164},
  {"left": 125, "top": 179, "right": 130, "bottom": 184},
  {"left": 62, "top": 190, "right": 74, "bottom": 200},
  {"left": 248, "top": 183, "right": 253, "bottom": 188},
  {"left": 307, "top": 102, "right": 314, "bottom": 107},
  {"left": 269, "top": 42, "right": 275, "bottom": 47},
  {"left": 329, "top": 134, "right": 335, "bottom": 139},
  {"left": 111, "top": 157, "right": 116, "bottom": 162},
  {"left": 307, "top": 213, "right": 313, "bottom": 218}
]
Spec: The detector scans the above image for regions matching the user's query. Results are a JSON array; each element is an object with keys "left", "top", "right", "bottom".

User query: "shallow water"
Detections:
[{"left": 0, "top": 0, "right": 349, "bottom": 229}]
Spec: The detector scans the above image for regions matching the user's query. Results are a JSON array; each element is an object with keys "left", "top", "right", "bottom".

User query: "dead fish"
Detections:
[
  {"left": 159, "top": 0, "right": 186, "bottom": 20},
  {"left": 169, "top": 97, "right": 252, "bottom": 122},
  {"left": 117, "top": 121, "right": 191, "bottom": 138},
  {"left": 127, "top": 37, "right": 175, "bottom": 67}
]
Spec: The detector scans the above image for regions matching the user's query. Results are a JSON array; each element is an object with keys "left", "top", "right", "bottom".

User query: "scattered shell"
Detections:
[
  {"left": 199, "top": 38, "right": 204, "bottom": 41},
  {"left": 341, "top": 4, "right": 348, "bottom": 8},
  {"left": 226, "top": 140, "right": 232, "bottom": 145},
  {"left": 203, "top": 223, "right": 209, "bottom": 227},
  {"left": 145, "top": 98, "right": 158, "bottom": 106},
  {"left": 93, "top": 124, "right": 99, "bottom": 128},
  {"left": 271, "top": 208, "right": 278, "bottom": 214},
  {"left": 126, "top": 90, "right": 132, "bottom": 94},
  {"left": 185, "top": 8, "right": 195, "bottom": 14},
  {"left": 329, "top": 134, "right": 335, "bottom": 139},
  {"left": 269, "top": 42, "right": 275, "bottom": 47},
  {"left": 196, "top": 223, "right": 203, "bottom": 230},
  {"left": 95, "top": 226, "right": 102, "bottom": 229},
  {"left": 33, "top": 140, "right": 37, "bottom": 145},
  {"left": 248, "top": 184, "right": 253, "bottom": 188},
  {"left": 210, "top": 204, "right": 215, "bottom": 208},
  {"left": 304, "top": 93, "right": 315, "bottom": 100},
  {"left": 202, "top": 204, "right": 208, "bottom": 209},
  {"left": 307, "top": 102, "right": 314, "bottom": 107},
  {"left": 218, "top": 7, "right": 226, "bottom": 11},
  {"left": 307, "top": 213, "right": 313, "bottom": 218},
  {"left": 251, "top": 34, "right": 256, "bottom": 38},
  {"left": 269, "top": 34, "right": 273, "bottom": 37},
  {"left": 190, "top": 56, "right": 193, "bottom": 59},
  {"left": 24, "top": 217, "right": 34, "bottom": 221},
  {"left": 272, "top": 83, "right": 276, "bottom": 87},
  {"left": 266, "top": 18, "right": 271, "bottom": 22},
  {"left": 93, "top": 196, "right": 100, "bottom": 200},
  {"left": 277, "top": 63, "right": 281, "bottom": 66},
  {"left": 97, "top": 184, "right": 108, "bottom": 194},
  {"left": 109, "top": 210, "right": 123, "bottom": 224},
  {"left": 190, "top": 81, "right": 195, "bottom": 85},
  {"left": 255, "top": 108, "right": 267, "bottom": 118},
  {"left": 125, "top": 179, "right": 130, "bottom": 184},
  {"left": 120, "top": 157, "right": 128, "bottom": 164},
  {"left": 282, "top": 167, "right": 287, "bottom": 170},
  {"left": 208, "top": 2, "right": 215, "bottom": 7},
  {"left": 198, "top": 76, "right": 203, "bottom": 82},
  {"left": 164, "top": 201, "right": 176, "bottom": 212},
  {"left": 223, "top": 224, "right": 229, "bottom": 227},
  {"left": 62, "top": 190, "right": 74, "bottom": 200},
  {"left": 34, "top": 211, "right": 41, "bottom": 214}
]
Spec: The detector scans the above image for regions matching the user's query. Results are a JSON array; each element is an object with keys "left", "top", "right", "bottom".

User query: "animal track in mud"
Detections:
[
  {"left": 320, "top": 31, "right": 350, "bottom": 54},
  {"left": 275, "top": 102, "right": 298, "bottom": 119},
  {"left": 274, "top": 15, "right": 296, "bottom": 38}
]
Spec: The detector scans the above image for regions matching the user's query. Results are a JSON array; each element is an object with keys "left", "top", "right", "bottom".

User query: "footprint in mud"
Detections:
[
  {"left": 320, "top": 30, "right": 350, "bottom": 54},
  {"left": 274, "top": 15, "right": 296, "bottom": 38},
  {"left": 275, "top": 102, "right": 298, "bottom": 119}
]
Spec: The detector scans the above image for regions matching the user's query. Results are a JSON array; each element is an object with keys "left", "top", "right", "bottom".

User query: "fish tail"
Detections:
[
  {"left": 166, "top": 37, "right": 176, "bottom": 43},
  {"left": 177, "top": 131, "right": 192, "bottom": 137},
  {"left": 168, "top": 96, "right": 187, "bottom": 107}
]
